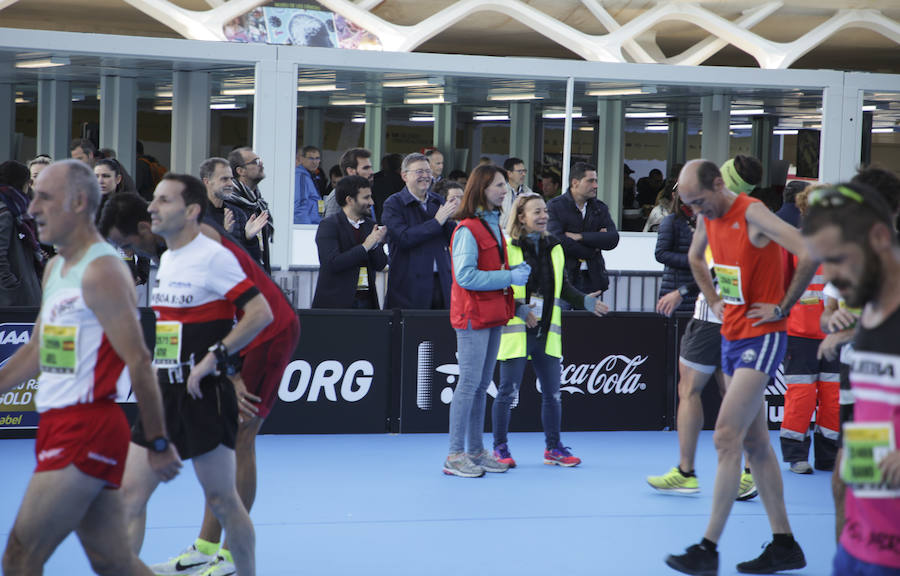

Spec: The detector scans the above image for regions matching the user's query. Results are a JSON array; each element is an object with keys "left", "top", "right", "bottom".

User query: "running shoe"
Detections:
[
  {"left": 197, "top": 555, "right": 236, "bottom": 576},
  {"left": 665, "top": 543, "right": 718, "bottom": 576},
  {"left": 150, "top": 544, "right": 216, "bottom": 575},
  {"left": 442, "top": 454, "right": 485, "bottom": 478},
  {"left": 493, "top": 442, "right": 516, "bottom": 468},
  {"left": 470, "top": 449, "right": 509, "bottom": 473},
  {"left": 737, "top": 471, "right": 759, "bottom": 501},
  {"left": 736, "top": 540, "right": 806, "bottom": 574},
  {"left": 789, "top": 461, "right": 813, "bottom": 475},
  {"left": 647, "top": 467, "right": 699, "bottom": 494},
  {"left": 544, "top": 442, "right": 581, "bottom": 467}
]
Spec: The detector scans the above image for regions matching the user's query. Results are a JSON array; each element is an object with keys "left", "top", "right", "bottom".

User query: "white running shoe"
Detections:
[
  {"left": 149, "top": 544, "right": 217, "bottom": 575},
  {"left": 197, "top": 555, "right": 236, "bottom": 576}
]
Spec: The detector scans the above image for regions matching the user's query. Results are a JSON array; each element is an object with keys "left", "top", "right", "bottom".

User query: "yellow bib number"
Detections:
[
  {"left": 713, "top": 264, "right": 744, "bottom": 305},
  {"left": 154, "top": 321, "right": 183, "bottom": 366},
  {"left": 40, "top": 324, "right": 78, "bottom": 374}
]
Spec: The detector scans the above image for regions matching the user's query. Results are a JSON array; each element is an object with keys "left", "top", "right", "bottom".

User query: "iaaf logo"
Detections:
[
  {"left": 0, "top": 323, "right": 33, "bottom": 369},
  {"left": 278, "top": 359, "right": 374, "bottom": 403},
  {"left": 415, "top": 341, "right": 649, "bottom": 410}
]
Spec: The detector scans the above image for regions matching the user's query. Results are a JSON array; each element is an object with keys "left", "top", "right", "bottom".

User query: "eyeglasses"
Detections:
[
  {"left": 808, "top": 185, "right": 863, "bottom": 208},
  {"left": 405, "top": 169, "right": 433, "bottom": 177},
  {"left": 241, "top": 157, "right": 263, "bottom": 167},
  {"left": 304, "top": 155, "right": 321, "bottom": 162},
  {"left": 512, "top": 168, "right": 528, "bottom": 174}
]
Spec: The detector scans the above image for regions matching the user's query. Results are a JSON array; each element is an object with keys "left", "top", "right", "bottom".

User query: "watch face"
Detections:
[{"left": 152, "top": 437, "right": 168, "bottom": 452}]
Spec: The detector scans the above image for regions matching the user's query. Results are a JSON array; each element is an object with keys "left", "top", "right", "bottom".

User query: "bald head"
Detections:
[{"left": 677, "top": 159, "right": 729, "bottom": 219}]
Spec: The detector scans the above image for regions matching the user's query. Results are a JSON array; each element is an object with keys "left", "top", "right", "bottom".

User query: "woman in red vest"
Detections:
[{"left": 443, "top": 165, "right": 531, "bottom": 478}]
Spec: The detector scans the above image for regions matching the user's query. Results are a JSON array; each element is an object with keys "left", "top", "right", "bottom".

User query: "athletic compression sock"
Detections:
[
  {"left": 700, "top": 538, "right": 717, "bottom": 553},
  {"left": 194, "top": 538, "right": 220, "bottom": 556},
  {"left": 218, "top": 548, "right": 234, "bottom": 564},
  {"left": 744, "top": 466, "right": 751, "bottom": 474},
  {"left": 772, "top": 533, "right": 796, "bottom": 548},
  {"left": 678, "top": 467, "right": 696, "bottom": 477}
]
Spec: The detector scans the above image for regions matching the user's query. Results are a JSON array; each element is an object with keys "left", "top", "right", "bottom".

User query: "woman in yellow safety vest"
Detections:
[{"left": 492, "top": 193, "right": 608, "bottom": 468}]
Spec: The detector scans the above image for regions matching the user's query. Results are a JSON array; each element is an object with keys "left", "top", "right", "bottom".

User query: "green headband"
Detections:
[{"left": 721, "top": 159, "right": 755, "bottom": 194}]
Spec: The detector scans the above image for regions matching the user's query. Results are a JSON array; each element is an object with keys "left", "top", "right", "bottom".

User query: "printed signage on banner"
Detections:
[
  {"left": 261, "top": 310, "right": 392, "bottom": 434},
  {"left": 0, "top": 319, "right": 38, "bottom": 432},
  {"left": 400, "top": 311, "right": 671, "bottom": 433}
]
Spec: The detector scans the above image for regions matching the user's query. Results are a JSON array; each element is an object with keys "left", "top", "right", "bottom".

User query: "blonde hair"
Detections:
[{"left": 506, "top": 192, "right": 546, "bottom": 240}]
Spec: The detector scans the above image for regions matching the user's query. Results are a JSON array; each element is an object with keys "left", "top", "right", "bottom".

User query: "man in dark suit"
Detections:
[
  {"left": 312, "top": 176, "right": 387, "bottom": 309},
  {"left": 547, "top": 161, "right": 620, "bottom": 295},
  {"left": 381, "top": 152, "right": 460, "bottom": 309}
]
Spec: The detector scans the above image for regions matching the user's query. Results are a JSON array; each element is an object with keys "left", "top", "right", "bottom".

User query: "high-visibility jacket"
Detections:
[
  {"left": 497, "top": 239, "right": 564, "bottom": 360},
  {"left": 787, "top": 260, "right": 826, "bottom": 339}
]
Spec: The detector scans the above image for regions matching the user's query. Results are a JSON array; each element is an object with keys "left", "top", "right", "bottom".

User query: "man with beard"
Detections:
[
  {"left": 322, "top": 148, "right": 375, "bottom": 219},
  {"left": 801, "top": 182, "right": 900, "bottom": 576},
  {"left": 228, "top": 148, "right": 271, "bottom": 274},
  {"left": 666, "top": 159, "right": 818, "bottom": 576},
  {"left": 381, "top": 152, "right": 459, "bottom": 309}
]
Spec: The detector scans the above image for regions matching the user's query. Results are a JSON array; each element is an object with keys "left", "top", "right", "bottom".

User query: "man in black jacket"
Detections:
[
  {"left": 312, "top": 176, "right": 387, "bottom": 309},
  {"left": 547, "top": 162, "right": 619, "bottom": 295}
]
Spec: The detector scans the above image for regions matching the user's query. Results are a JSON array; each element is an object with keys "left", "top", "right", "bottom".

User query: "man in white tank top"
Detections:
[{"left": 0, "top": 160, "right": 181, "bottom": 575}]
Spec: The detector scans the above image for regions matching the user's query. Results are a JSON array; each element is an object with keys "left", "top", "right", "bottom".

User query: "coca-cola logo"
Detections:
[{"left": 560, "top": 354, "right": 648, "bottom": 395}]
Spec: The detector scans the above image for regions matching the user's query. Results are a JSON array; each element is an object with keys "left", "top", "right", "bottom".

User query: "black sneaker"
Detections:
[
  {"left": 737, "top": 540, "right": 806, "bottom": 574},
  {"left": 665, "top": 544, "right": 718, "bottom": 576}
]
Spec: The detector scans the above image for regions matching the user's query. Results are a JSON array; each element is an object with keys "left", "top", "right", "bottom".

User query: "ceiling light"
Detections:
[
  {"left": 351, "top": 116, "right": 366, "bottom": 124},
  {"left": 409, "top": 116, "right": 435, "bottom": 123},
  {"left": 730, "top": 124, "right": 753, "bottom": 130},
  {"left": 730, "top": 108, "right": 766, "bottom": 116},
  {"left": 330, "top": 98, "right": 368, "bottom": 106},
  {"left": 578, "top": 126, "right": 595, "bottom": 132},
  {"left": 384, "top": 77, "right": 443, "bottom": 88},
  {"left": 15, "top": 97, "right": 29, "bottom": 104},
  {"left": 872, "top": 128, "right": 894, "bottom": 133},
  {"left": 404, "top": 96, "right": 447, "bottom": 105},
  {"left": 15, "top": 56, "right": 70, "bottom": 69},
  {"left": 153, "top": 105, "right": 173, "bottom": 111},
  {"left": 543, "top": 108, "right": 582, "bottom": 119},
  {"left": 645, "top": 125, "right": 669, "bottom": 132},
  {"left": 487, "top": 91, "right": 546, "bottom": 101},
  {"left": 222, "top": 88, "right": 255, "bottom": 96},
  {"left": 861, "top": 105, "right": 877, "bottom": 112},
  {"left": 586, "top": 87, "right": 657, "bottom": 97},
  {"left": 156, "top": 90, "right": 173, "bottom": 98},
  {"left": 626, "top": 112, "right": 669, "bottom": 119},
  {"left": 474, "top": 115, "right": 510, "bottom": 121},
  {"left": 298, "top": 83, "right": 347, "bottom": 92},
  {"left": 773, "top": 129, "right": 798, "bottom": 135}
]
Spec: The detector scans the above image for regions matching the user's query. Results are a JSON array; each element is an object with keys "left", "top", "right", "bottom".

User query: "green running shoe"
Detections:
[
  {"left": 737, "top": 471, "right": 759, "bottom": 501},
  {"left": 647, "top": 467, "right": 699, "bottom": 494}
]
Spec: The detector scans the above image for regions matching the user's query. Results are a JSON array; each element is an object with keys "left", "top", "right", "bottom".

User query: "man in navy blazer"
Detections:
[
  {"left": 547, "top": 162, "right": 619, "bottom": 294},
  {"left": 312, "top": 176, "right": 388, "bottom": 309},
  {"left": 381, "top": 153, "right": 460, "bottom": 309}
]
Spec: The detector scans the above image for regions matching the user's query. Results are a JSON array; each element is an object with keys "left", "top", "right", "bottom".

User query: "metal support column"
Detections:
[
  {"left": 751, "top": 116, "right": 774, "bottom": 187},
  {"left": 37, "top": 79, "right": 71, "bottom": 161},
  {"left": 0, "top": 73, "right": 13, "bottom": 162},
  {"left": 821, "top": 82, "right": 861, "bottom": 184},
  {"left": 302, "top": 108, "right": 323, "bottom": 150},
  {"left": 596, "top": 99, "right": 624, "bottom": 225},
  {"left": 700, "top": 94, "right": 730, "bottom": 167},
  {"left": 433, "top": 103, "right": 456, "bottom": 173},
  {"left": 364, "top": 103, "right": 385, "bottom": 171},
  {"left": 254, "top": 59, "right": 298, "bottom": 272},
  {"left": 171, "top": 71, "right": 209, "bottom": 174},
  {"left": 508, "top": 101, "right": 534, "bottom": 177},
  {"left": 666, "top": 116, "right": 687, "bottom": 177},
  {"left": 100, "top": 75, "right": 137, "bottom": 176}
]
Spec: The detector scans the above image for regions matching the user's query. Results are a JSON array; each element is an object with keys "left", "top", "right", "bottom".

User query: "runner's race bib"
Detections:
[
  {"left": 154, "top": 321, "right": 183, "bottom": 367},
  {"left": 40, "top": 324, "right": 78, "bottom": 374},
  {"left": 358, "top": 267, "right": 369, "bottom": 289},
  {"left": 841, "top": 421, "right": 900, "bottom": 498},
  {"left": 713, "top": 264, "right": 744, "bottom": 305}
]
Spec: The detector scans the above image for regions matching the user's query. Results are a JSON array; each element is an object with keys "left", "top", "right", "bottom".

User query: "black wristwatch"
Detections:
[
  {"left": 208, "top": 341, "right": 229, "bottom": 367},
  {"left": 149, "top": 436, "right": 170, "bottom": 453},
  {"left": 677, "top": 285, "right": 691, "bottom": 298},
  {"left": 772, "top": 305, "right": 786, "bottom": 320}
]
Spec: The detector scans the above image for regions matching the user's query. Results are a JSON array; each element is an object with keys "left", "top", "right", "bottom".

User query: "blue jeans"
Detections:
[
  {"left": 448, "top": 324, "right": 502, "bottom": 455},
  {"left": 833, "top": 543, "right": 899, "bottom": 576},
  {"left": 493, "top": 331, "right": 562, "bottom": 450}
]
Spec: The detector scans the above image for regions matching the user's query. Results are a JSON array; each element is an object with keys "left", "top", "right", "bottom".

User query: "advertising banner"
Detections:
[
  {"left": 261, "top": 310, "right": 393, "bottom": 434},
  {"left": 0, "top": 309, "right": 39, "bottom": 436},
  {"left": 400, "top": 311, "right": 672, "bottom": 433}
]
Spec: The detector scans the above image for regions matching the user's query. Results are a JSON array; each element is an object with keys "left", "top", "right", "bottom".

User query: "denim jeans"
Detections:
[
  {"left": 448, "top": 324, "right": 502, "bottom": 455},
  {"left": 833, "top": 543, "right": 898, "bottom": 576},
  {"left": 493, "top": 330, "right": 562, "bottom": 450}
]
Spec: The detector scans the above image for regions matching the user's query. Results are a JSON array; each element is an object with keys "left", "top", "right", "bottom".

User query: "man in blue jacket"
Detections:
[
  {"left": 312, "top": 176, "right": 387, "bottom": 309},
  {"left": 381, "top": 153, "right": 460, "bottom": 309},
  {"left": 547, "top": 162, "right": 619, "bottom": 295},
  {"left": 294, "top": 145, "right": 322, "bottom": 225}
]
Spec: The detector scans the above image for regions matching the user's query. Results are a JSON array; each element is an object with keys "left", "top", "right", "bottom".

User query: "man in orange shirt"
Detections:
[{"left": 666, "top": 159, "right": 819, "bottom": 576}]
